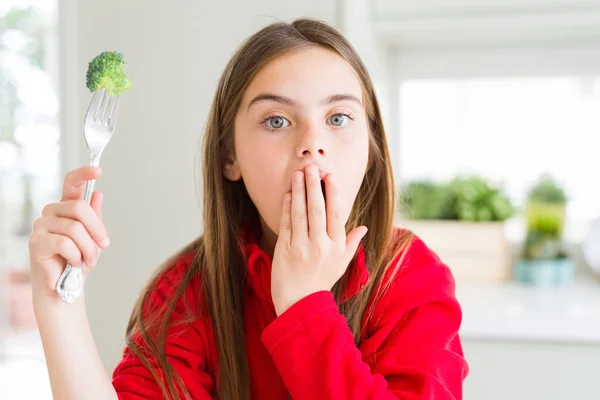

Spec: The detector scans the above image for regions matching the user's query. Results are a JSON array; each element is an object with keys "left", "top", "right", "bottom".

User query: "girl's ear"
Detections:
[{"left": 223, "top": 153, "right": 242, "bottom": 181}]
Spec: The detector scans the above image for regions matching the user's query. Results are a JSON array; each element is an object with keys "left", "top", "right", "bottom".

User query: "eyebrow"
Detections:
[{"left": 246, "top": 93, "right": 363, "bottom": 112}]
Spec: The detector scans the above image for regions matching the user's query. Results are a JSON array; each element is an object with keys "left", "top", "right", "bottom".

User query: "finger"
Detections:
[
  {"left": 344, "top": 226, "right": 368, "bottom": 264},
  {"left": 39, "top": 217, "right": 100, "bottom": 266},
  {"left": 325, "top": 173, "right": 345, "bottom": 243},
  {"left": 61, "top": 166, "right": 102, "bottom": 202},
  {"left": 42, "top": 233, "right": 83, "bottom": 267},
  {"left": 278, "top": 193, "right": 292, "bottom": 245},
  {"left": 90, "top": 190, "right": 103, "bottom": 219},
  {"left": 42, "top": 200, "right": 110, "bottom": 249},
  {"left": 291, "top": 170, "right": 308, "bottom": 243},
  {"left": 305, "top": 165, "right": 326, "bottom": 240}
]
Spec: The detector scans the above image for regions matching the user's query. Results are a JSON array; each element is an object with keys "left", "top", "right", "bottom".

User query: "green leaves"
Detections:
[
  {"left": 399, "top": 180, "right": 455, "bottom": 220},
  {"left": 526, "top": 174, "right": 567, "bottom": 204},
  {"left": 399, "top": 176, "right": 514, "bottom": 222},
  {"left": 452, "top": 177, "right": 514, "bottom": 222}
]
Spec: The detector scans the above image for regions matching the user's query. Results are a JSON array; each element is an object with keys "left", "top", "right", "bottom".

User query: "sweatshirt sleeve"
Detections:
[
  {"left": 111, "top": 256, "right": 216, "bottom": 399},
  {"left": 260, "top": 238, "right": 469, "bottom": 400}
]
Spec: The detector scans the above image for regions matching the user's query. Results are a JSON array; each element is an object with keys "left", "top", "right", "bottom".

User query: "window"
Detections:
[
  {"left": 0, "top": 1, "right": 58, "bottom": 397},
  {"left": 398, "top": 76, "right": 600, "bottom": 239}
]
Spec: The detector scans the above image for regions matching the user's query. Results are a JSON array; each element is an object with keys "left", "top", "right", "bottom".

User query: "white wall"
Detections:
[
  {"left": 373, "top": 0, "right": 600, "bottom": 48},
  {"left": 62, "top": 0, "right": 337, "bottom": 370}
]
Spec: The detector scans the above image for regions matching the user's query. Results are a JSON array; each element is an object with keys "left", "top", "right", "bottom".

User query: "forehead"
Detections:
[{"left": 242, "top": 46, "right": 363, "bottom": 105}]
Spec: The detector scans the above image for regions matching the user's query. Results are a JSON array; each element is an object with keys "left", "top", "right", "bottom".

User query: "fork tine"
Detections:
[
  {"left": 94, "top": 90, "right": 108, "bottom": 121},
  {"left": 99, "top": 93, "right": 112, "bottom": 122},
  {"left": 85, "top": 90, "right": 104, "bottom": 123},
  {"left": 107, "top": 96, "right": 120, "bottom": 130}
]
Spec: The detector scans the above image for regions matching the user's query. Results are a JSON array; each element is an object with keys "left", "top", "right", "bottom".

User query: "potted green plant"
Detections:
[
  {"left": 398, "top": 176, "right": 514, "bottom": 283},
  {"left": 514, "top": 175, "right": 574, "bottom": 285}
]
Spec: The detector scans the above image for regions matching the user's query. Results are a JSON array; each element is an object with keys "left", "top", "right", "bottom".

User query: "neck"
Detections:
[{"left": 258, "top": 217, "right": 277, "bottom": 259}]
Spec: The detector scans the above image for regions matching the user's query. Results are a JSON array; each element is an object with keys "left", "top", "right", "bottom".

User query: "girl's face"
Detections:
[{"left": 227, "top": 46, "right": 370, "bottom": 254}]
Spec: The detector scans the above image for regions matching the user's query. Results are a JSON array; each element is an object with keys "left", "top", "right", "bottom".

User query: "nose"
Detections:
[{"left": 295, "top": 122, "right": 327, "bottom": 158}]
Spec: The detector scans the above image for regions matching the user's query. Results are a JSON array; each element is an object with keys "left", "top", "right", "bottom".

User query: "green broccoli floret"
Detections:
[{"left": 85, "top": 51, "right": 132, "bottom": 95}]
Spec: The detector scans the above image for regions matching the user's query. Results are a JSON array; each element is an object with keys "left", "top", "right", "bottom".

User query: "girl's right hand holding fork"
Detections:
[{"left": 29, "top": 165, "right": 111, "bottom": 303}]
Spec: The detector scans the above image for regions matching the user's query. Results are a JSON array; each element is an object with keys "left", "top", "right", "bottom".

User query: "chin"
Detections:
[{"left": 258, "top": 214, "right": 279, "bottom": 236}]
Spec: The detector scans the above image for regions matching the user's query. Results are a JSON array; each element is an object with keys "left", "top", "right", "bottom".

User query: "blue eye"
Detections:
[
  {"left": 328, "top": 113, "right": 351, "bottom": 127},
  {"left": 264, "top": 116, "right": 290, "bottom": 130}
]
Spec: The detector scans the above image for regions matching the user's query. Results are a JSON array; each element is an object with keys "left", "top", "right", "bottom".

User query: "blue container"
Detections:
[{"left": 513, "top": 258, "right": 575, "bottom": 286}]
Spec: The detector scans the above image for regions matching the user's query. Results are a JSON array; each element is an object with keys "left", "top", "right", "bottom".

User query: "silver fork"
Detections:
[{"left": 56, "top": 89, "right": 119, "bottom": 303}]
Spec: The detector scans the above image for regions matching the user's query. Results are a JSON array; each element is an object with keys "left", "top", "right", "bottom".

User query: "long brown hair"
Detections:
[{"left": 124, "top": 18, "right": 414, "bottom": 400}]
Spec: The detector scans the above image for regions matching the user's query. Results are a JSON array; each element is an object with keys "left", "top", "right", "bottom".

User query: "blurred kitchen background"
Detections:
[{"left": 1, "top": 0, "right": 600, "bottom": 399}]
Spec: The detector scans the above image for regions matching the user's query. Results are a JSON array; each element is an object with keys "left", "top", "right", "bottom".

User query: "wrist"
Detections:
[
  {"left": 30, "top": 271, "right": 58, "bottom": 303},
  {"left": 33, "top": 288, "right": 86, "bottom": 319}
]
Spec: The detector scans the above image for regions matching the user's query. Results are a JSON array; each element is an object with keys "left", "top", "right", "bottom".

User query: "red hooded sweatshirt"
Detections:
[{"left": 112, "top": 220, "right": 469, "bottom": 399}]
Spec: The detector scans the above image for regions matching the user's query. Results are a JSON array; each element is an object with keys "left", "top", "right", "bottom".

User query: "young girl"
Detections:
[{"left": 30, "top": 18, "right": 469, "bottom": 400}]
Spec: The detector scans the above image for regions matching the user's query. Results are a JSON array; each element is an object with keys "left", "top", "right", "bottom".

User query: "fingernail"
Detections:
[
  {"left": 294, "top": 171, "right": 303, "bottom": 182},
  {"left": 90, "top": 259, "right": 98, "bottom": 268},
  {"left": 100, "top": 237, "right": 110, "bottom": 248}
]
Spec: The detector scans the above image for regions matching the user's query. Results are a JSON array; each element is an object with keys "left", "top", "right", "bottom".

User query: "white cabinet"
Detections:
[
  {"left": 464, "top": 340, "right": 600, "bottom": 400},
  {"left": 458, "top": 282, "right": 600, "bottom": 399}
]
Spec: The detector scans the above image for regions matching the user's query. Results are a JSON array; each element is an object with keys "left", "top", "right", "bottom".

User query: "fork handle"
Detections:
[{"left": 55, "top": 157, "right": 101, "bottom": 303}]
